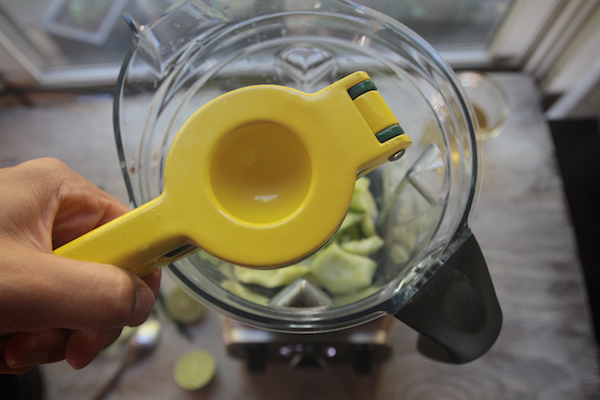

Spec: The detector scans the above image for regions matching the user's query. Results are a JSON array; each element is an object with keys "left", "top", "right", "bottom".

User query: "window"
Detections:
[{"left": 0, "top": 0, "right": 524, "bottom": 87}]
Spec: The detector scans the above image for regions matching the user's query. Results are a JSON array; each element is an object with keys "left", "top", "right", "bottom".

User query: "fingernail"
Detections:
[
  {"left": 7, "top": 350, "right": 47, "bottom": 368},
  {"left": 129, "top": 284, "right": 155, "bottom": 327}
]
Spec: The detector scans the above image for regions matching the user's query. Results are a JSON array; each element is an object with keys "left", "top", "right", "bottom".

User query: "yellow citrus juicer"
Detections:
[{"left": 53, "top": 71, "right": 411, "bottom": 276}]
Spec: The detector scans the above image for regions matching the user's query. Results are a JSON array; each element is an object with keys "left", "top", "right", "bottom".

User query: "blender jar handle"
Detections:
[{"left": 394, "top": 233, "right": 502, "bottom": 364}]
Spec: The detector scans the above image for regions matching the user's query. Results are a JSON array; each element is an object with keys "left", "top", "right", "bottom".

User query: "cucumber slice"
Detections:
[
  {"left": 311, "top": 242, "right": 377, "bottom": 295},
  {"left": 173, "top": 350, "right": 216, "bottom": 390},
  {"left": 233, "top": 263, "right": 311, "bottom": 288},
  {"left": 340, "top": 235, "right": 384, "bottom": 255},
  {"left": 165, "top": 286, "right": 206, "bottom": 324}
]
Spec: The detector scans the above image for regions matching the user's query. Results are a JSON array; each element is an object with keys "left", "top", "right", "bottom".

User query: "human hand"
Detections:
[{"left": 0, "top": 158, "right": 161, "bottom": 374}]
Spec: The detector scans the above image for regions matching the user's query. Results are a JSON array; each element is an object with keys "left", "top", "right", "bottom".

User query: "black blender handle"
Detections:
[{"left": 394, "top": 233, "right": 502, "bottom": 364}]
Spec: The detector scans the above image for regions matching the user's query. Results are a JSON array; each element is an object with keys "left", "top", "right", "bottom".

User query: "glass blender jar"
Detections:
[{"left": 114, "top": 0, "right": 502, "bottom": 364}]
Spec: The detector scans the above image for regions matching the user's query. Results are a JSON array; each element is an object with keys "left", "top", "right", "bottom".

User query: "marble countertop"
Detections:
[{"left": 1, "top": 73, "right": 599, "bottom": 399}]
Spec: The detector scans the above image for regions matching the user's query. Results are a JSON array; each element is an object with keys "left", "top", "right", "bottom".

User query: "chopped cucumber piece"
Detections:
[
  {"left": 198, "top": 250, "right": 222, "bottom": 266},
  {"left": 391, "top": 244, "right": 410, "bottom": 264},
  {"left": 217, "top": 262, "right": 234, "bottom": 280},
  {"left": 234, "top": 263, "right": 311, "bottom": 288},
  {"left": 390, "top": 225, "right": 418, "bottom": 263},
  {"left": 354, "top": 176, "right": 370, "bottom": 193},
  {"left": 360, "top": 215, "right": 377, "bottom": 237},
  {"left": 340, "top": 235, "right": 384, "bottom": 255},
  {"left": 333, "top": 286, "right": 381, "bottom": 307},
  {"left": 337, "top": 213, "right": 377, "bottom": 241},
  {"left": 221, "top": 280, "right": 269, "bottom": 305},
  {"left": 350, "top": 177, "right": 377, "bottom": 217},
  {"left": 173, "top": 350, "right": 216, "bottom": 390},
  {"left": 334, "top": 222, "right": 362, "bottom": 244},
  {"left": 218, "top": 176, "right": 385, "bottom": 299},
  {"left": 165, "top": 286, "right": 206, "bottom": 324},
  {"left": 311, "top": 242, "right": 377, "bottom": 295},
  {"left": 338, "top": 211, "right": 363, "bottom": 232}
]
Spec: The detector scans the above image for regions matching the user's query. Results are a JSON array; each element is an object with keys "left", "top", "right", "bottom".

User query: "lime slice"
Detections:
[
  {"left": 165, "top": 286, "right": 206, "bottom": 324},
  {"left": 173, "top": 350, "right": 216, "bottom": 390}
]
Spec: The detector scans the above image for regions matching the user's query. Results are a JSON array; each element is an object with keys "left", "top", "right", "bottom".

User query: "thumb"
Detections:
[{"left": 0, "top": 249, "right": 156, "bottom": 333}]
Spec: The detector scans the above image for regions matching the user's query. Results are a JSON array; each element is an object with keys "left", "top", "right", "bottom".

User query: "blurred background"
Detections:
[{"left": 1, "top": 0, "right": 600, "bottom": 120}]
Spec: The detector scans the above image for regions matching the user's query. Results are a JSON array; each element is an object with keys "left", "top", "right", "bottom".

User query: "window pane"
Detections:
[
  {"left": 360, "top": 0, "right": 513, "bottom": 49},
  {"left": 0, "top": 0, "right": 176, "bottom": 68},
  {"left": 0, "top": 0, "right": 513, "bottom": 72}
]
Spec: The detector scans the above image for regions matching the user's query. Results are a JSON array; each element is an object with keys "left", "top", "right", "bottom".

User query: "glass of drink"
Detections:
[{"left": 458, "top": 71, "right": 510, "bottom": 141}]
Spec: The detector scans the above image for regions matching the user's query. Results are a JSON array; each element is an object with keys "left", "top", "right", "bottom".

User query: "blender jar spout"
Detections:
[{"left": 123, "top": 14, "right": 162, "bottom": 76}]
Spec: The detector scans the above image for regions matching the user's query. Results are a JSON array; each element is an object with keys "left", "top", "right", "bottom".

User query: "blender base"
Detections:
[{"left": 221, "top": 315, "right": 395, "bottom": 374}]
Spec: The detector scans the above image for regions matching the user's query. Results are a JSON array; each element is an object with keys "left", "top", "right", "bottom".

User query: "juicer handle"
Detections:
[
  {"left": 394, "top": 233, "right": 502, "bottom": 364},
  {"left": 53, "top": 196, "right": 197, "bottom": 277}
]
